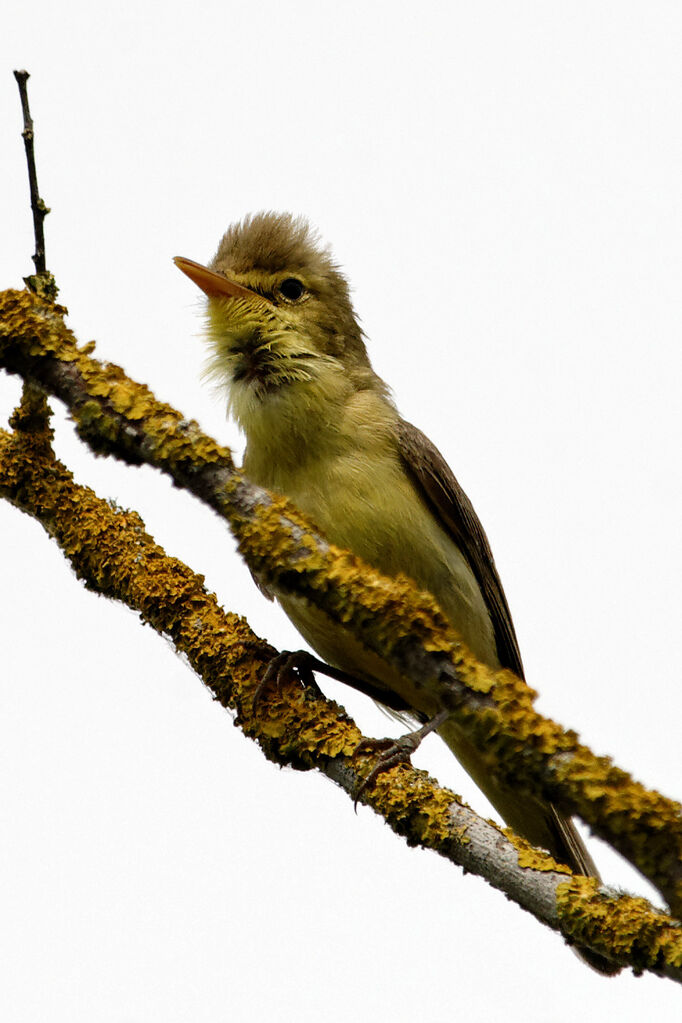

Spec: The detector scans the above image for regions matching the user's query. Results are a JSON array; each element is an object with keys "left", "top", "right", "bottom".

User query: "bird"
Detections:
[{"left": 175, "top": 211, "right": 617, "bottom": 974}]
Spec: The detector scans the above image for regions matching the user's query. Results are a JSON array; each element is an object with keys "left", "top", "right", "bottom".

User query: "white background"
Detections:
[{"left": 2, "top": 3, "right": 681, "bottom": 1020}]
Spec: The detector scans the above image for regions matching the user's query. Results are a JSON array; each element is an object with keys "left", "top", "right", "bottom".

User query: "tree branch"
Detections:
[
  {"left": 1, "top": 287, "right": 680, "bottom": 919},
  {"left": 1, "top": 385, "right": 680, "bottom": 981}
]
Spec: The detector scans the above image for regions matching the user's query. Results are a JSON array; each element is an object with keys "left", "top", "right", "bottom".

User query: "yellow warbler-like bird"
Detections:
[{"left": 176, "top": 212, "right": 615, "bottom": 974}]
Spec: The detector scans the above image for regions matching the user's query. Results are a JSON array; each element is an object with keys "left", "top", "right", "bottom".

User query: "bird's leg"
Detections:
[
  {"left": 253, "top": 650, "right": 411, "bottom": 713},
  {"left": 353, "top": 708, "right": 451, "bottom": 804}
]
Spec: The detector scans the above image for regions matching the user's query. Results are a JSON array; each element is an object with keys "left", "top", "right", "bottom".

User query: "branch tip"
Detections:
[{"left": 13, "top": 69, "right": 58, "bottom": 298}]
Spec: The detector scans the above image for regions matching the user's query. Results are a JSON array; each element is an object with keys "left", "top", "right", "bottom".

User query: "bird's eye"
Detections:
[{"left": 278, "top": 277, "right": 306, "bottom": 302}]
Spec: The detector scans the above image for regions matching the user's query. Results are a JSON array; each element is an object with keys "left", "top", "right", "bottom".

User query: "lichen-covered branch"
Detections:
[
  {"left": 1, "top": 287, "right": 681, "bottom": 919},
  {"left": 1, "top": 387, "right": 680, "bottom": 981}
]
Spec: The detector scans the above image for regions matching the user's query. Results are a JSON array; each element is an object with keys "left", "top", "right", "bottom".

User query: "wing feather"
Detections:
[{"left": 396, "top": 418, "right": 524, "bottom": 679}]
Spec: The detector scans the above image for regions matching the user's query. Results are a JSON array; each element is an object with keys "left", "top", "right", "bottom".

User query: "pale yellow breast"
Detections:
[
  {"left": 243, "top": 384, "right": 499, "bottom": 675},
  {"left": 290, "top": 446, "right": 498, "bottom": 667}
]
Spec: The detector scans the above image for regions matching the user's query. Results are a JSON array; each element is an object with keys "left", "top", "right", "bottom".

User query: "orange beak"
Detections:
[{"left": 173, "top": 256, "right": 269, "bottom": 304}]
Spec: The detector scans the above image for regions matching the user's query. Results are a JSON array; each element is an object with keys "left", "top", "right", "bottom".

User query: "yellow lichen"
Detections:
[
  {"left": 2, "top": 372, "right": 681, "bottom": 977},
  {"left": 503, "top": 828, "right": 572, "bottom": 874},
  {"left": 2, "top": 285, "right": 682, "bottom": 920},
  {"left": 557, "top": 877, "right": 682, "bottom": 974}
]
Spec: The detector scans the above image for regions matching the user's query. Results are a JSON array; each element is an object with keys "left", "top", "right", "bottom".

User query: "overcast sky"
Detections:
[{"left": 2, "top": 3, "right": 682, "bottom": 1021}]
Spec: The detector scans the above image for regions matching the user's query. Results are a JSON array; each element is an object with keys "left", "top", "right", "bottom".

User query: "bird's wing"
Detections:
[
  {"left": 395, "top": 421, "right": 618, "bottom": 951},
  {"left": 396, "top": 418, "right": 524, "bottom": 679}
]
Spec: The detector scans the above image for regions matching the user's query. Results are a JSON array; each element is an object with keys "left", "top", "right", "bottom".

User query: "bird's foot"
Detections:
[
  {"left": 353, "top": 708, "right": 450, "bottom": 806},
  {"left": 253, "top": 651, "right": 411, "bottom": 712},
  {"left": 253, "top": 650, "right": 324, "bottom": 709}
]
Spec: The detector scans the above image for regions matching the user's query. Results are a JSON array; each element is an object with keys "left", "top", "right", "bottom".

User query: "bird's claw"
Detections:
[
  {"left": 352, "top": 735, "right": 421, "bottom": 807},
  {"left": 253, "top": 649, "right": 323, "bottom": 710},
  {"left": 352, "top": 709, "right": 451, "bottom": 808}
]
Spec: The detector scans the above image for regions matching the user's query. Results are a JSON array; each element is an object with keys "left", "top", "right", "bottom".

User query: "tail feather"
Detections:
[{"left": 439, "top": 719, "right": 620, "bottom": 976}]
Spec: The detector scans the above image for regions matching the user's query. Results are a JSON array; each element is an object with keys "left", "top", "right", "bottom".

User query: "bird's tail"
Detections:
[{"left": 438, "top": 719, "right": 620, "bottom": 976}]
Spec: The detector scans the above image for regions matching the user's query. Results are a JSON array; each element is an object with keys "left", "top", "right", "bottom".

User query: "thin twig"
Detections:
[
  {"left": 13, "top": 70, "right": 46, "bottom": 274},
  {"left": 13, "top": 70, "right": 57, "bottom": 300}
]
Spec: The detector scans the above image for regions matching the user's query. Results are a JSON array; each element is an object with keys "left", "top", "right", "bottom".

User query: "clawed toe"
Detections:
[
  {"left": 352, "top": 709, "right": 451, "bottom": 807},
  {"left": 353, "top": 737, "right": 417, "bottom": 807},
  {"left": 253, "top": 650, "right": 323, "bottom": 709}
]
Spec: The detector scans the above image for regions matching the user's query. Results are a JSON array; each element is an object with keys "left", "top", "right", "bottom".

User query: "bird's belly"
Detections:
[{"left": 266, "top": 454, "right": 499, "bottom": 703}]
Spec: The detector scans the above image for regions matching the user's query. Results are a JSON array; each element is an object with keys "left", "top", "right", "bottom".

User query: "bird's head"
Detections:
[{"left": 175, "top": 212, "right": 377, "bottom": 431}]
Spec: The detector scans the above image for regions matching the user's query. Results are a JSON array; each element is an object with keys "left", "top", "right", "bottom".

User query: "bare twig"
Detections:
[{"left": 13, "top": 70, "right": 57, "bottom": 300}]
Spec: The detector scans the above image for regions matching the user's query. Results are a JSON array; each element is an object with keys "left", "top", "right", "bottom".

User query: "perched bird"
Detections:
[{"left": 176, "top": 212, "right": 615, "bottom": 974}]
